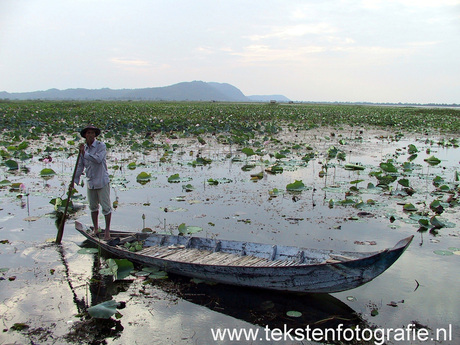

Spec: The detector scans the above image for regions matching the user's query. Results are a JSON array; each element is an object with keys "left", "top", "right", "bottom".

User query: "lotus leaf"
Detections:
[
  {"left": 266, "top": 165, "right": 283, "bottom": 174},
  {"left": 286, "top": 311, "right": 302, "bottom": 317},
  {"left": 380, "top": 162, "right": 398, "bottom": 173},
  {"left": 40, "top": 168, "right": 56, "bottom": 177},
  {"left": 168, "top": 174, "right": 192, "bottom": 183},
  {"left": 432, "top": 176, "right": 444, "bottom": 187},
  {"left": 136, "top": 172, "right": 152, "bottom": 181},
  {"left": 403, "top": 203, "right": 417, "bottom": 212},
  {"left": 87, "top": 300, "right": 119, "bottom": 319},
  {"left": 149, "top": 270, "right": 168, "bottom": 279},
  {"left": 433, "top": 250, "right": 454, "bottom": 256},
  {"left": 207, "top": 178, "right": 219, "bottom": 185},
  {"left": 241, "top": 164, "right": 256, "bottom": 171},
  {"left": 4, "top": 159, "right": 18, "bottom": 170},
  {"left": 430, "top": 216, "right": 445, "bottom": 229},
  {"left": 0, "top": 179, "right": 12, "bottom": 187},
  {"left": 424, "top": 156, "right": 441, "bottom": 166},
  {"left": 376, "top": 174, "right": 397, "bottom": 185},
  {"left": 113, "top": 259, "right": 134, "bottom": 280},
  {"left": 178, "top": 223, "right": 203, "bottom": 235},
  {"left": 269, "top": 188, "right": 282, "bottom": 197},
  {"left": 344, "top": 163, "right": 365, "bottom": 171},
  {"left": 182, "top": 184, "right": 195, "bottom": 192},
  {"left": 408, "top": 144, "right": 418, "bottom": 154},
  {"left": 77, "top": 248, "right": 99, "bottom": 254},
  {"left": 242, "top": 147, "right": 255, "bottom": 156},
  {"left": 398, "top": 178, "right": 410, "bottom": 187},
  {"left": 286, "top": 180, "right": 306, "bottom": 191}
]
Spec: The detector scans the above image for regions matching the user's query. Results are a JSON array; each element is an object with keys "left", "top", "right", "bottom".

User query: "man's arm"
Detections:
[
  {"left": 84, "top": 141, "right": 107, "bottom": 164},
  {"left": 73, "top": 144, "right": 85, "bottom": 185},
  {"left": 73, "top": 154, "right": 85, "bottom": 185}
]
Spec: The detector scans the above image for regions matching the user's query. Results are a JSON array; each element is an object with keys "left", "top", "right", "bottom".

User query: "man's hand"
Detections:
[{"left": 79, "top": 143, "right": 85, "bottom": 155}]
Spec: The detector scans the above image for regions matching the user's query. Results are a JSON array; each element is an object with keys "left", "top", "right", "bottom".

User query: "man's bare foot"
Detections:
[{"left": 103, "top": 229, "right": 111, "bottom": 241}]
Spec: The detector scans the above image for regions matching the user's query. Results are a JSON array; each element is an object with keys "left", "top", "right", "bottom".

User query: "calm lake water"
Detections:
[{"left": 0, "top": 127, "right": 458, "bottom": 344}]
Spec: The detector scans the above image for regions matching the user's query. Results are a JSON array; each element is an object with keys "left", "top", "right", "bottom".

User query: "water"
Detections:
[{"left": 0, "top": 127, "right": 459, "bottom": 344}]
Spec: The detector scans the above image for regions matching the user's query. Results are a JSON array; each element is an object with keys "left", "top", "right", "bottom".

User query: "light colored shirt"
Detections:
[{"left": 74, "top": 140, "right": 110, "bottom": 189}]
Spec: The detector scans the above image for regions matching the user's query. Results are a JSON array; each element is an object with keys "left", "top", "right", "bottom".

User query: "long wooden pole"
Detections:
[{"left": 56, "top": 150, "right": 82, "bottom": 244}]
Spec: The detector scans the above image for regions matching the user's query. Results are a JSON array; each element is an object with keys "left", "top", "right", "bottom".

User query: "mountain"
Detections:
[{"left": 0, "top": 81, "right": 290, "bottom": 102}]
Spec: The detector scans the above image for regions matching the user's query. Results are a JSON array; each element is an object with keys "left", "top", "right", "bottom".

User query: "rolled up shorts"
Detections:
[{"left": 87, "top": 183, "right": 112, "bottom": 215}]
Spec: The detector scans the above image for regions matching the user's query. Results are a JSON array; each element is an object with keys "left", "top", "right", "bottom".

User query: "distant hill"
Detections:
[{"left": 0, "top": 81, "right": 291, "bottom": 103}]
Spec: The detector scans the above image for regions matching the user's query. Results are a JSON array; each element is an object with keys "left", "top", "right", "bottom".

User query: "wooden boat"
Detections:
[{"left": 75, "top": 221, "right": 413, "bottom": 293}]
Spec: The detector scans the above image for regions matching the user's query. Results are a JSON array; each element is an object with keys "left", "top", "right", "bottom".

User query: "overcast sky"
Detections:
[{"left": 1, "top": 0, "right": 459, "bottom": 103}]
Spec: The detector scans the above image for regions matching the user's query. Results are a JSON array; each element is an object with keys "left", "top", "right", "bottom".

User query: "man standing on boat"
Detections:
[{"left": 74, "top": 125, "right": 112, "bottom": 240}]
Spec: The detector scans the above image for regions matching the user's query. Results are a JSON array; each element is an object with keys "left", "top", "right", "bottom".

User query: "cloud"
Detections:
[
  {"left": 110, "top": 58, "right": 151, "bottom": 67},
  {"left": 231, "top": 44, "right": 326, "bottom": 65},
  {"left": 245, "top": 23, "right": 337, "bottom": 41}
]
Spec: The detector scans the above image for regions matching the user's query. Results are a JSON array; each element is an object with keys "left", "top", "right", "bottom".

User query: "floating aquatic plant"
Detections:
[
  {"left": 178, "top": 223, "right": 203, "bottom": 235},
  {"left": 286, "top": 180, "right": 306, "bottom": 191},
  {"left": 424, "top": 156, "right": 441, "bottom": 166}
]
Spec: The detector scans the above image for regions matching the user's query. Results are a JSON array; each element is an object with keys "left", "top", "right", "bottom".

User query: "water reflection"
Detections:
[
  {"left": 70, "top": 239, "right": 372, "bottom": 345},
  {"left": 150, "top": 274, "right": 372, "bottom": 344},
  {"left": 58, "top": 242, "right": 131, "bottom": 344}
]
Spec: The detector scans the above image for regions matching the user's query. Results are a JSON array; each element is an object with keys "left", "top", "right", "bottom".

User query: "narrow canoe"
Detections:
[{"left": 75, "top": 221, "right": 413, "bottom": 293}]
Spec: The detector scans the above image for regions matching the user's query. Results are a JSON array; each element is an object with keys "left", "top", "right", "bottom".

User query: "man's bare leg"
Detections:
[
  {"left": 91, "top": 211, "right": 99, "bottom": 236},
  {"left": 104, "top": 213, "right": 112, "bottom": 240}
]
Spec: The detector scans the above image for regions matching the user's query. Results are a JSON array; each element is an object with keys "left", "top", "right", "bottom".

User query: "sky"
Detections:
[{"left": 1, "top": 0, "right": 459, "bottom": 103}]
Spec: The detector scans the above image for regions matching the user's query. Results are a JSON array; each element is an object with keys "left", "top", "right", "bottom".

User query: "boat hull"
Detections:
[{"left": 75, "top": 221, "right": 413, "bottom": 293}]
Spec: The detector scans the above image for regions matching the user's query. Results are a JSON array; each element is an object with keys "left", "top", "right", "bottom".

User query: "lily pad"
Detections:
[
  {"left": 4, "top": 159, "right": 19, "bottom": 170},
  {"left": 87, "top": 300, "right": 119, "bottom": 319},
  {"left": 40, "top": 168, "right": 56, "bottom": 177},
  {"left": 136, "top": 172, "right": 152, "bottom": 181},
  {"left": 242, "top": 147, "right": 256, "bottom": 156},
  {"left": 171, "top": 196, "right": 186, "bottom": 202},
  {"left": 265, "top": 165, "right": 283, "bottom": 174},
  {"left": 433, "top": 250, "right": 454, "bottom": 256},
  {"left": 398, "top": 178, "right": 410, "bottom": 187},
  {"left": 269, "top": 188, "right": 283, "bottom": 197},
  {"left": 99, "top": 258, "right": 118, "bottom": 277},
  {"left": 182, "top": 184, "right": 195, "bottom": 192},
  {"left": 178, "top": 223, "right": 203, "bottom": 235},
  {"left": 286, "top": 310, "right": 302, "bottom": 317},
  {"left": 430, "top": 216, "right": 445, "bottom": 229},
  {"left": 408, "top": 144, "right": 418, "bottom": 154},
  {"left": 424, "top": 156, "right": 441, "bottom": 166},
  {"left": 380, "top": 162, "right": 398, "bottom": 173},
  {"left": 286, "top": 180, "right": 306, "bottom": 191},
  {"left": 344, "top": 163, "right": 365, "bottom": 171},
  {"left": 127, "top": 162, "right": 137, "bottom": 170},
  {"left": 113, "top": 259, "right": 134, "bottom": 280},
  {"left": 0, "top": 179, "right": 12, "bottom": 187},
  {"left": 149, "top": 270, "right": 168, "bottom": 280},
  {"left": 403, "top": 203, "right": 417, "bottom": 212},
  {"left": 77, "top": 248, "right": 99, "bottom": 254},
  {"left": 168, "top": 174, "right": 192, "bottom": 183}
]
